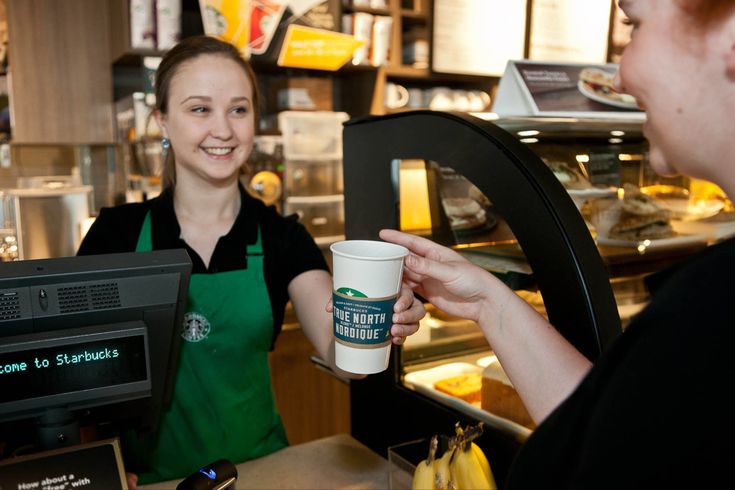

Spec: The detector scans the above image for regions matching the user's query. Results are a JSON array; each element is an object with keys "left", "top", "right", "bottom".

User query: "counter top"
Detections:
[{"left": 140, "top": 433, "right": 403, "bottom": 489}]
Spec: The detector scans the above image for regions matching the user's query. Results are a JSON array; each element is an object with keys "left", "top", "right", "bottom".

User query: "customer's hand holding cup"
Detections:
[{"left": 330, "top": 240, "right": 409, "bottom": 374}]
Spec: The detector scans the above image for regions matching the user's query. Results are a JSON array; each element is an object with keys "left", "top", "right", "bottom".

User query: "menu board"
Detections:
[
  {"left": 529, "top": 0, "right": 612, "bottom": 63},
  {"left": 0, "top": 439, "right": 127, "bottom": 490},
  {"left": 492, "top": 60, "right": 644, "bottom": 119},
  {"left": 432, "top": 0, "right": 527, "bottom": 77}
]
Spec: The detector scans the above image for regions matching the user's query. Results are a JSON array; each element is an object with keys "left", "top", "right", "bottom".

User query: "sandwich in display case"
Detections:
[{"left": 340, "top": 111, "right": 735, "bottom": 484}]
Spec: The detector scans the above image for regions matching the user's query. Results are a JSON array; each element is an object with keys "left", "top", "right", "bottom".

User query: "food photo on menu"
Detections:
[
  {"left": 512, "top": 61, "right": 642, "bottom": 115},
  {"left": 577, "top": 67, "right": 638, "bottom": 110}
]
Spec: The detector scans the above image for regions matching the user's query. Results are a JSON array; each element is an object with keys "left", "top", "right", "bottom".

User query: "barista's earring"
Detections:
[{"left": 161, "top": 137, "right": 170, "bottom": 149}]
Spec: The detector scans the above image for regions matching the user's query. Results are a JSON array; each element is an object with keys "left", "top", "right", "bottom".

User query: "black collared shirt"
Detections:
[
  {"left": 505, "top": 236, "right": 735, "bottom": 489},
  {"left": 78, "top": 186, "right": 329, "bottom": 348}
]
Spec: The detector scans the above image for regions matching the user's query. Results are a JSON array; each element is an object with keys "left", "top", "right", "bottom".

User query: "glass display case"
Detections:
[{"left": 341, "top": 111, "right": 735, "bottom": 483}]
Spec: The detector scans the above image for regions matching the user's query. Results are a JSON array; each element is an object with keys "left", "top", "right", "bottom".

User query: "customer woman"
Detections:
[
  {"left": 382, "top": 0, "right": 735, "bottom": 487},
  {"left": 78, "top": 35, "right": 424, "bottom": 485}
]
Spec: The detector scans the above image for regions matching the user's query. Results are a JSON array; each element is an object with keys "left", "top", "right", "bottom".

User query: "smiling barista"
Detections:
[{"left": 77, "top": 35, "right": 425, "bottom": 486}]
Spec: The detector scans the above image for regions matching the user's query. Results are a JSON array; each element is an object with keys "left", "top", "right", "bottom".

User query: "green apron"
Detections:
[{"left": 128, "top": 212, "right": 288, "bottom": 484}]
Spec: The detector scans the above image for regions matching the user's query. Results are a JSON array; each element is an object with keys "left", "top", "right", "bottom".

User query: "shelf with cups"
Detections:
[
  {"left": 382, "top": 75, "right": 495, "bottom": 114},
  {"left": 110, "top": 0, "right": 496, "bottom": 120}
]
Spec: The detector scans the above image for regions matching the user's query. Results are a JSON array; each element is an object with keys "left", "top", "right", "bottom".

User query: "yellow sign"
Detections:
[{"left": 277, "top": 25, "right": 365, "bottom": 71}]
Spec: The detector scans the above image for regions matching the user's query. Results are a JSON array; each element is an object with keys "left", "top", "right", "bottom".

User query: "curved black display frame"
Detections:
[{"left": 343, "top": 110, "right": 621, "bottom": 362}]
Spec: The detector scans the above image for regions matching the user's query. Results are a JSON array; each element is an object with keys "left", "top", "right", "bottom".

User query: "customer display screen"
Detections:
[{"left": 0, "top": 334, "right": 148, "bottom": 405}]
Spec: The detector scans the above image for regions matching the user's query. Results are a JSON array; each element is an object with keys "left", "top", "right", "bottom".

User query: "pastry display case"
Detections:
[{"left": 341, "top": 111, "right": 734, "bottom": 484}]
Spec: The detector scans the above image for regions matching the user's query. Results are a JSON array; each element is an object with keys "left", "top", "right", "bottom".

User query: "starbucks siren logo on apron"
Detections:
[
  {"left": 131, "top": 210, "right": 289, "bottom": 482},
  {"left": 182, "top": 311, "right": 211, "bottom": 342}
]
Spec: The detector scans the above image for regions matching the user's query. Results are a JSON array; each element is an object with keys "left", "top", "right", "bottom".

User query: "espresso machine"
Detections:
[{"left": 0, "top": 175, "right": 92, "bottom": 260}]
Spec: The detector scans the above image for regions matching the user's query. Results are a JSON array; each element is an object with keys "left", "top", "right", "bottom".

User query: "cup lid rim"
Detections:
[{"left": 330, "top": 240, "right": 409, "bottom": 261}]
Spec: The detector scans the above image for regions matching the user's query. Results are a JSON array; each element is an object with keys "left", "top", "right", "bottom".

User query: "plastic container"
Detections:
[
  {"left": 387, "top": 436, "right": 453, "bottom": 490},
  {"left": 284, "top": 195, "right": 344, "bottom": 238},
  {"left": 278, "top": 111, "right": 349, "bottom": 160},
  {"left": 284, "top": 159, "right": 343, "bottom": 197}
]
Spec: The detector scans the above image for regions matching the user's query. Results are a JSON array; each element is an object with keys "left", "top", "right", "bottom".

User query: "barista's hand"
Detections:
[
  {"left": 390, "top": 285, "right": 425, "bottom": 345},
  {"left": 126, "top": 472, "right": 138, "bottom": 490},
  {"left": 324, "top": 285, "right": 425, "bottom": 345},
  {"left": 379, "top": 229, "right": 508, "bottom": 324}
]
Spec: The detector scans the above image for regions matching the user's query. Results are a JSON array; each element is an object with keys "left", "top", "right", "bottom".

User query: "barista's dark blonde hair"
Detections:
[{"left": 155, "top": 35, "right": 259, "bottom": 189}]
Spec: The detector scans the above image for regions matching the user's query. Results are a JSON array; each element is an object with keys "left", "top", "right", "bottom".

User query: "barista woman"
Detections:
[
  {"left": 382, "top": 0, "right": 735, "bottom": 487},
  {"left": 78, "top": 35, "right": 424, "bottom": 485}
]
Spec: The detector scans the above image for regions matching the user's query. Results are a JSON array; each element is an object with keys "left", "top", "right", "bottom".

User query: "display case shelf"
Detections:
[{"left": 341, "top": 111, "right": 727, "bottom": 480}]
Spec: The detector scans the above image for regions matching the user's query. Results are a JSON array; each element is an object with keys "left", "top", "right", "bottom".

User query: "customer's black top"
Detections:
[{"left": 506, "top": 237, "right": 735, "bottom": 489}]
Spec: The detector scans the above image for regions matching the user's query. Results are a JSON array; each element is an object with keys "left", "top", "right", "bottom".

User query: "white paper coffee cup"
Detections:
[{"left": 330, "top": 240, "right": 409, "bottom": 374}]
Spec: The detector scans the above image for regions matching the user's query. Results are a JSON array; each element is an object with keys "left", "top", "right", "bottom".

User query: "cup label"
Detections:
[{"left": 333, "top": 288, "right": 396, "bottom": 348}]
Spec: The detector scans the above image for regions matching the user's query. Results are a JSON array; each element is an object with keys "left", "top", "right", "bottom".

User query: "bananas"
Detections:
[
  {"left": 471, "top": 441, "right": 492, "bottom": 483},
  {"left": 412, "top": 436, "right": 438, "bottom": 490},
  {"left": 451, "top": 435, "right": 496, "bottom": 490},
  {"left": 433, "top": 441, "right": 454, "bottom": 490},
  {"left": 411, "top": 422, "right": 496, "bottom": 490}
]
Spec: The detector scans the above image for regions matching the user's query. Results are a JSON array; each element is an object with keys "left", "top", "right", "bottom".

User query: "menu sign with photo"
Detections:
[
  {"left": 492, "top": 60, "right": 645, "bottom": 119},
  {"left": 432, "top": 0, "right": 527, "bottom": 77},
  {"left": 529, "top": 0, "right": 613, "bottom": 63}
]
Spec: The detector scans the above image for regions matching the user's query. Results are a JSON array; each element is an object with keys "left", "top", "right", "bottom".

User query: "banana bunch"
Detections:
[
  {"left": 433, "top": 436, "right": 454, "bottom": 490},
  {"left": 451, "top": 423, "right": 496, "bottom": 490},
  {"left": 411, "top": 422, "right": 496, "bottom": 490},
  {"left": 412, "top": 436, "right": 438, "bottom": 490}
]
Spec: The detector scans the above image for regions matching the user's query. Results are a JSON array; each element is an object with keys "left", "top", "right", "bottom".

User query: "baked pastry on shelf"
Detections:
[
  {"left": 608, "top": 184, "right": 675, "bottom": 240},
  {"left": 481, "top": 361, "right": 535, "bottom": 429},
  {"left": 441, "top": 197, "right": 487, "bottom": 231},
  {"left": 433, "top": 373, "right": 482, "bottom": 404},
  {"left": 546, "top": 161, "right": 593, "bottom": 190}
]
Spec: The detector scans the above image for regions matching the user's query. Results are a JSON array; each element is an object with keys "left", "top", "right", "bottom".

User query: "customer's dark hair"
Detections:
[
  {"left": 676, "top": 0, "right": 735, "bottom": 27},
  {"left": 155, "top": 35, "right": 259, "bottom": 188}
]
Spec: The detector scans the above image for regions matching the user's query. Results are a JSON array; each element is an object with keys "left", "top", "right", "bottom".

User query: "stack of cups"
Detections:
[{"left": 330, "top": 240, "right": 409, "bottom": 374}]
